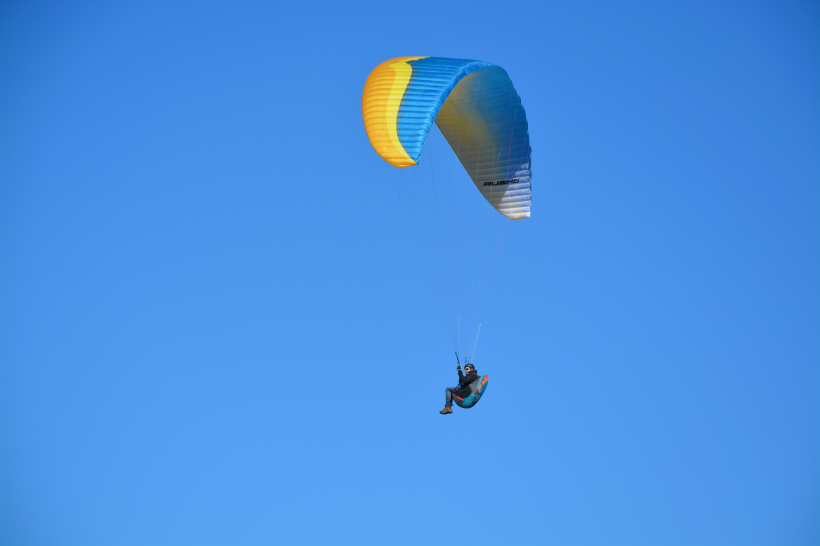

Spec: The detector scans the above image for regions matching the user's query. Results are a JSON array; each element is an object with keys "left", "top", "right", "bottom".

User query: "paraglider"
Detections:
[
  {"left": 441, "top": 354, "right": 489, "bottom": 414},
  {"left": 362, "top": 57, "right": 531, "bottom": 411}
]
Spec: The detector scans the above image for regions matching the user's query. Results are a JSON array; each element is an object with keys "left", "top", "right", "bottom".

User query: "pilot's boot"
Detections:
[{"left": 439, "top": 405, "right": 453, "bottom": 414}]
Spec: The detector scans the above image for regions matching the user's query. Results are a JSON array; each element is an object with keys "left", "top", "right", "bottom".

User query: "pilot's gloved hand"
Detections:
[{"left": 457, "top": 365, "right": 462, "bottom": 372}]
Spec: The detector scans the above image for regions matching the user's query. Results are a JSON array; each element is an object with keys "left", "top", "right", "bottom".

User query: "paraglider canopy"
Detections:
[{"left": 362, "top": 56, "right": 532, "bottom": 219}]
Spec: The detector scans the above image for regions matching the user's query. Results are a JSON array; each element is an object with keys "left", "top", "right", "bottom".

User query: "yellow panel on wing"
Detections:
[{"left": 362, "top": 56, "right": 427, "bottom": 168}]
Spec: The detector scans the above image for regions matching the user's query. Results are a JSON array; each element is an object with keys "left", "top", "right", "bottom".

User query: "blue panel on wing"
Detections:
[{"left": 396, "top": 58, "right": 493, "bottom": 163}]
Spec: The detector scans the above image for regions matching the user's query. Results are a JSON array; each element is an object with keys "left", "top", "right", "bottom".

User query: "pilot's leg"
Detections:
[{"left": 440, "top": 387, "right": 455, "bottom": 414}]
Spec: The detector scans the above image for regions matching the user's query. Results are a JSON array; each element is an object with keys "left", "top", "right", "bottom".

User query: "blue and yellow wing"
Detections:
[{"left": 362, "top": 57, "right": 532, "bottom": 219}]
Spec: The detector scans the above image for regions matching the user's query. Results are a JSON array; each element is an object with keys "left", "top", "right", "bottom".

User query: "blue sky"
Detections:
[{"left": 1, "top": 1, "right": 818, "bottom": 545}]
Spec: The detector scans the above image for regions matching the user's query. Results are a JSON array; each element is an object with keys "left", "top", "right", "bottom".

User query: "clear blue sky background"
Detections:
[{"left": 2, "top": 1, "right": 818, "bottom": 545}]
